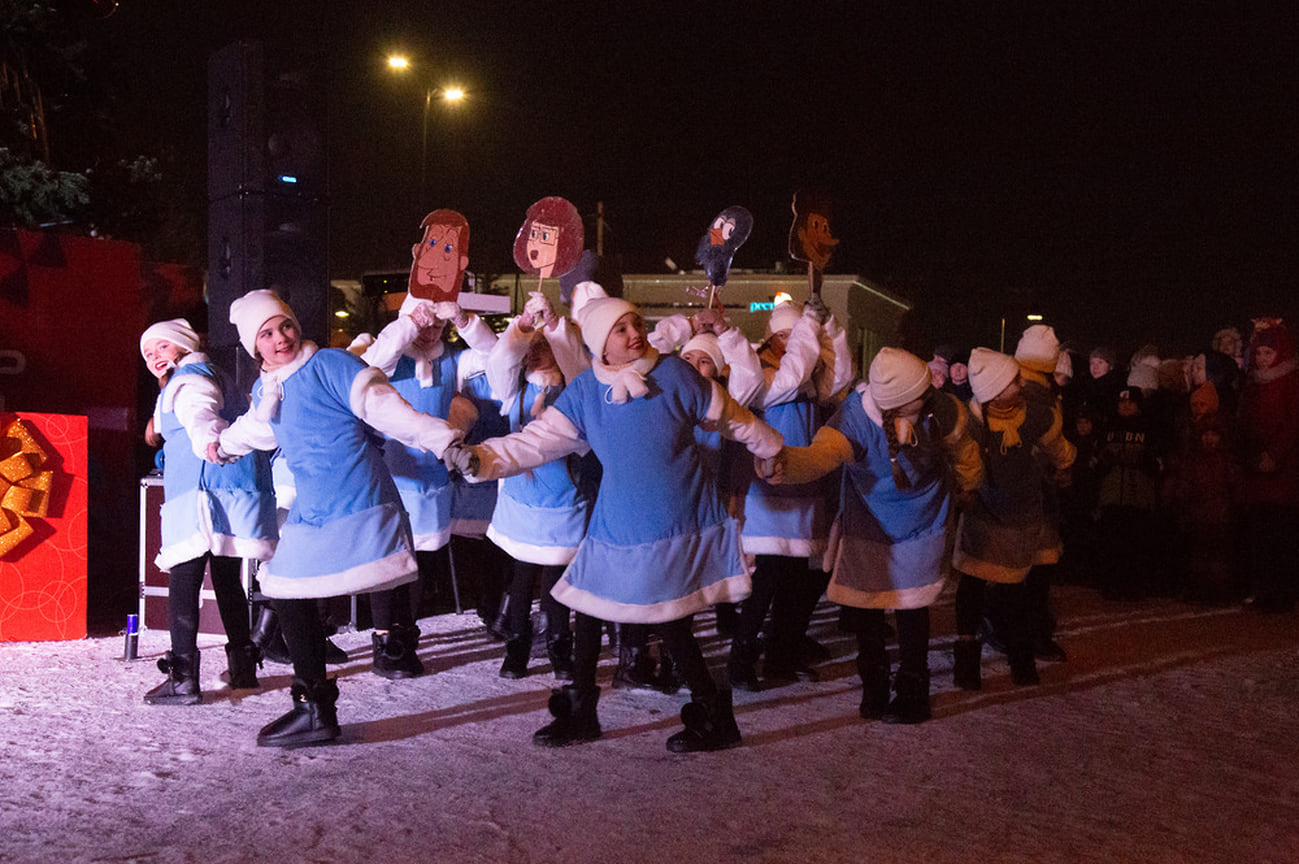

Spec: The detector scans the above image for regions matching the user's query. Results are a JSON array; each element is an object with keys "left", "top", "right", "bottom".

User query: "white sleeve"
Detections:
[
  {"left": 543, "top": 316, "right": 591, "bottom": 384},
  {"left": 456, "top": 312, "right": 498, "bottom": 354},
  {"left": 648, "top": 314, "right": 693, "bottom": 354},
  {"left": 761, "top": 316, "right": 822, "bottom": 408},
  {"left": 171, "top": 375, "right": 228, "bottom": 459},
  {"left": 471, "top": 406, "right": 588, "bottom": 481},
  {"left": 360, "top": 316, "right": 419, "bottom": 376},
  {"left": 350, "top": 366, "right": 461, "bottom": 457},
  {"left": 485, "top": 320, "right": 532, "bottom": 403},
  {"left": 718, "top": 328, "right": 764, "bottom": 408},
  {"left": 703, "top": 380, "right": 783, "bottom": 458},
  {"left": 219, "top": 408, "right": 278, "bottom": 456},
  {"left": 824, "top": 314, "right": 856, "bottom": 397}
]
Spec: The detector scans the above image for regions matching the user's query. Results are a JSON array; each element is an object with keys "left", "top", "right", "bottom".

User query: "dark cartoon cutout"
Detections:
[{"left": 695, "top": 205, "right": 754, "bottom": 290}]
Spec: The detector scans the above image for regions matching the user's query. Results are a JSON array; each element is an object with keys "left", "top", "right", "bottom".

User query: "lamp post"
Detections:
[{"left": 387, "top": 54, "right": 465, "bottom": 199}]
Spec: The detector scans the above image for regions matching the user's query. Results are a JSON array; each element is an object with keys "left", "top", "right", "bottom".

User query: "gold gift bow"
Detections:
[{"left": 0, "top": 419, "right": 54, "bottom": 558}]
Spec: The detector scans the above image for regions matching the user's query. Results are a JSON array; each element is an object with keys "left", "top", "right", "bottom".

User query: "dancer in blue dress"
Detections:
[
  {"left": 483, "top": 291, "right": 593, "bottom": 680},
  {"left": 448, "top": 297, "right": 783, "bottom": 751},
  {"left": 217, "top": 290, "right": 468, "bottom": 747},
  {"left": 763, "top": 348, "right": 981, "bottom": 722},
  {"left": 140, "top": 318, "right": 277, "bottom": 705}
]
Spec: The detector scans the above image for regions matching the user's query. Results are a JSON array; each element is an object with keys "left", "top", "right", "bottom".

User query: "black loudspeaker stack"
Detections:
[{"left": 207, "top": 40, "right": 328, "bottom": 391}]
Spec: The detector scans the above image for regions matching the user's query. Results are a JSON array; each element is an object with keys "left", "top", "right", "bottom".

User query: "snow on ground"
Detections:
[{"left": 1, "top": 584, "right": 1297, "bottom": 864}]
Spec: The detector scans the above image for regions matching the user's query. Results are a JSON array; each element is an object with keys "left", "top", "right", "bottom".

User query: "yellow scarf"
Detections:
[{"left": 985, "top": 402, "right": 1026, "bottom": 453}]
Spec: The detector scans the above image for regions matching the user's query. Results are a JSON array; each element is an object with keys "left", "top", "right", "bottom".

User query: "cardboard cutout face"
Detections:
[
  {"left": 513, "top": 197, "right": 584, "bottom": 279},
  {"left": 694, "top": 205, "right": 753, "bottom": 288},
  {"left": 788, "top": 191, "right": 839, "bottom": 272},
  {"left": 408, "top": 209, "right": 470, "bottom": 302}
]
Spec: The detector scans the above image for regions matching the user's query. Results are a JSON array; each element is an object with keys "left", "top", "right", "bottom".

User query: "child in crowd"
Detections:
[
  {"left": 482, "top": 291, "right": 592, "bottom": 680},
  {"left": 728, "top": 296, "right": 847, "bottom": 690},
  {"left": 1163, "top": 413, "right": 1242, "bottom": 604},
  {"left": 1094, "top": 387, "right": 1163, "bottom": 600},
  {"left": 447, "top": 296, "right": 783, "bottom": 752},
  {"left": 1235, "top": 319, "right": 1299, "bottom": 613},
  {"left": 140, "top": 318, "right": 277, "bottom": 705},
  {"left": 216, "top": 290, "right": 469, "bottom": 747},
  {"left": 951, "top": 348, "right": 1074, "bottom": 690},
  {"left": 761, "top": 348, "right": 980, "bottom": 723},
  {"left": 360, "top": 295, "right": 495, "bottom": 671}
]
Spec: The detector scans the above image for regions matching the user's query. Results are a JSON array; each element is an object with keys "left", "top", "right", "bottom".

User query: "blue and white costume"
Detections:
[
  {"left": 470, "top": 349, "right": 783, "bottom": 624},
  {"left": 783, "top": 384, "right": 981, "bottom": 609},
  {"left": 483, "top": 318, "right": 592, "bottom": 565},
  {"left": 741, "top": 312, "right": 851, "bottom": 558},
  {"left": 219, "top": 343, "right": 462, "bottom": 599},
  {"left": 451, "top": 351, "right": 510, "bottom": 538},
  {"left": 154, "top": 353, "right": 277, "bottom": 571},
  {"left": 360, "top": 310, "right": 492, "bottom": 551}
]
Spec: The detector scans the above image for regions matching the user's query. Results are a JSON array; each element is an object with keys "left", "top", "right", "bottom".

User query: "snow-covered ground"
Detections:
[{"left": 1, "top": 584, "right": 1297, "bottom": 864}]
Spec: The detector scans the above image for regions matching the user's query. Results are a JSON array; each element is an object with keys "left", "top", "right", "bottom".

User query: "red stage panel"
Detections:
[{"left": 0, "top": 412, "right": 89, "bottom": 641}]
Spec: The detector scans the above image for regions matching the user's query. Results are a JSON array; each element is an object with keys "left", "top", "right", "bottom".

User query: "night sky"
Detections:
[{"left": 88, "top": 1, "right": 1297, "bottom": 355}]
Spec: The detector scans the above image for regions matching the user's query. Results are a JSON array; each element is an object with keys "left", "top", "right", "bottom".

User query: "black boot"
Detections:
[
  {"left": 1008, "top": 648, "right": 1040, "bottom": 686},
  {"left": 857, "top": 656, "right": 891, "bottom": 720},
  {"left": 657, "top": 644, "right": 683, "bottom": 695},
  {"left": 256, "top": 677, "right": 341, "bottom": 748},
  {"left": 953, "top": 638, "right": 983, "bottom": 691},
  {"left": 612, "top": 644, "right": 659, "bottom": 690},
  {"left": 324, "top": 638, "right": 350, "bottom": 665},
  {"left": 250, "top": 603, "right": 291, "bottom": 665},
  {"left": 881, "top": 669, "right": 931, "bottom": 724},
  {"left": 547, "top": 632, "right": 574, "bottom": 682},
  {"left": 485, "top": 595, "right": 512, "bottom": 642},
  {"left": 372, "top": 625, "right": 425, "bottom": 679},
  {"left": 533, "top": 685, "right": 601, "bottom": 747},
  {"left": 224, "top": 643, "right": 261, "bottom": 690},
  {"left": 666, "top": 688, "right": 742, "bottom": 753},
  {"left": 143, "top": 650, "right": 201, "bottom": 705},
  {"left": 726, "top": 638, "right": 762, "bottom": 692},
  {"left": 499, "top": 631, "right": 531, "bottom": 679},
  {"left": 714, "top": 603, "right": 738, "bottom": 638}
]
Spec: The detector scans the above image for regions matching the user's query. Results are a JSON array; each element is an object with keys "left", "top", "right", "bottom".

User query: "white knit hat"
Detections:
[
  {"left": 766, "top": 301, "right": 803, "bottom": 336},
  {"left": 969, "top": 347, "right": 1021, "bottom": 404},
  {"left": 868, "top": 348, "right": 931, "bottom": 410},
  {"left": 576, "top": 296, "right": 638, "bottom": 359},
  {"left": 139, "top": 318, "right": 200, "bottom": 359},
  {"left": 569, "top": 280, "right": 607, "bottom": 321},
  {"left": 681, "top": 333, "right": 725, "bottom": 376},
  {"left": 229, "top": 289, "right": 299, "bottom": 357},
  {"left": 1014, "top": 324, "right": 1061, "bottom": 374}
]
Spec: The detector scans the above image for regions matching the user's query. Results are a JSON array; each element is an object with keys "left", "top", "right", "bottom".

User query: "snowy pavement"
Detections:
[{"left": 1, "top": 585, "right": 1297, "bottom": 863}]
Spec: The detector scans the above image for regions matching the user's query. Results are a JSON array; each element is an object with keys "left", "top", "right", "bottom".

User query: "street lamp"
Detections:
[{"left": 386, "top": 54, "right": 466, "bottom": 199}]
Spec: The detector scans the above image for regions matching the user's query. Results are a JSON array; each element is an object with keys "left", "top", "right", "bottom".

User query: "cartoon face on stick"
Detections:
[
  {"left": 788, "top": 191, "right": 839, "bottom": 272},
  {"left": 408, "top": 209, "right": 470, "bottom": 302},
  {"left": 694, "top": 205, "right": 754, "bottom": 288},
  {"left": 513, "top": 197, "right": 584, "bottom": 279}
]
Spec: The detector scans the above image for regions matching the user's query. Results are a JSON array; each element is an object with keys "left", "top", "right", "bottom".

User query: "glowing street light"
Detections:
[{"left": 386, "top": 55, "right": 466, "bottom": 198}]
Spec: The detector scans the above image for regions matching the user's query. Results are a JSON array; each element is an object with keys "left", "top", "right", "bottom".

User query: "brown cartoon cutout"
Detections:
[
  {"left": 408, "top": 209, "right": 470, "bottom": 302},
  {"left": 788, "top": 191, "right": 839, "bottom": 270}
]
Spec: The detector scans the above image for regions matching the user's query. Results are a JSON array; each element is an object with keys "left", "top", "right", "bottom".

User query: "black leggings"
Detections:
[
  {"left": 276, "top": 597, "right": 325, "bottom": 682},
  {"left": 167, "top": 553, "right": 251, "bottom": 655},
  {"left": 571, "top": 613, "right": 717, "bottom": 699},
  {"left": 955, "top": 572, "right": 1033, "bottom": 653},
  {"left": 844, "top": 606, "right": 930, "bottom": 678},
  {"left": 506, "top": 560, "right": 569, "bottom": 642},
  {"left": 734, "top": 554, "right": 812, "bottom": 654},
  {"left": 367, "top": 584, "right": 416, "bottom": 632}
]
